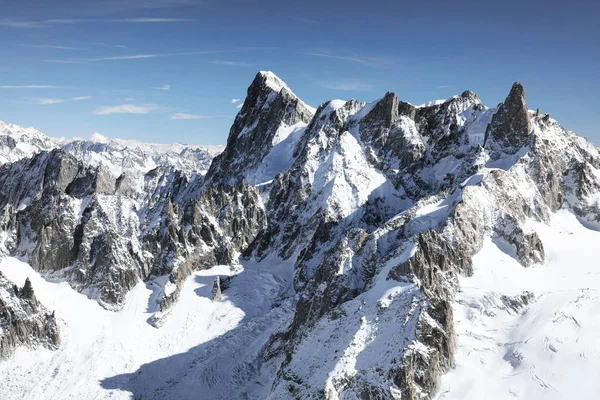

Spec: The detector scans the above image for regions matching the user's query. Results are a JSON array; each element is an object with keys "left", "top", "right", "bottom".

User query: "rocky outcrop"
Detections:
[
  {"left": 204, "top": 71, "right": 314, "bottom": 187},
  {"left": 484, "top": 82, "right": 532, "bottom": 155},
  {"left": 0, "top": 273, "right": 59, "bottom": 359}
]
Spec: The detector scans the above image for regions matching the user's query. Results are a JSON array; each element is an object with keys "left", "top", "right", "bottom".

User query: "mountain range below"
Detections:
[{"left": 0, "top": 71, "right": 599, "bottom": 400}]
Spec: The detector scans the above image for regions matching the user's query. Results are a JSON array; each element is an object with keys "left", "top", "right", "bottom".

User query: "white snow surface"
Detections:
[
  {"left": 245, "top": 121, "right": 308, "bottom": 185},
  {"left": 258, "top": 71, "right": 317, "bottom": 115},
  {"left": 437, "top": 209, "right": 600, "bottom": 400},
  {"left": 0, "top": 120, "right": 222, "bottom": 176},
  {"left": 0, "top": 256, "right": 295, "bottom": 400},
  {"left": 0, "top": 120, "right": 58, "bottom": 164}
]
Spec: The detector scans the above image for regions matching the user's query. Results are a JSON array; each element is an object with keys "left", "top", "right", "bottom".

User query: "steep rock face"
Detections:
[
  {"left": 484, "top": 82, "right": 532, "bottom": 155},
  {"left": 205, "top": 71, "right": 315, "bottom": 186},
  {"left": 0, "top": 273, "right": 59, "bottom": 359},
  {"left": 147, "top": 182, "right": 267, "bottom": 324},
  {"left": 0, "top": 148, "right": 261, "bottom": 310}
]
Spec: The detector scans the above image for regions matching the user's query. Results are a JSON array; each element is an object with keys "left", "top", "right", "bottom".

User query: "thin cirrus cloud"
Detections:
[
  {"left": 300, "top": 51, "right": 390, "bottom": 67},
  {"left": 231, "top": 99, "right": 241, "bottom": 104},
  {"left": 92, "top": 42, "right": 128, "bottom": 49},
  {"left": 320, "top": 81, "right": 374, "bottom": 92},
  {"left": 21, "top": 44, "right": 88, "bottom": 51},
  {"left": 170, "top": 113, "right": 231, "bottom": 120},
  {"left": 211, "top": 60, "right": 255, "bottom": 67},
  {"left": 153, "top": 84, "right": 171, "bottom": 91},
  {"left": 108, "top": 18, "right": 193, "bottom": 23},
  {"left": 2, "top": 0, "right": 202, "bottom": 15},
  {"left": 0, "top": 17, "right": 194, "bottom": 29},
  {"left": 236, "top": 104, "right": 243, "bottom": 109},
  {"left": 45, "top": 50, "right": 249, "bottom": 64},
  {"left": 0, "top": 85, "right": 63, "bottom": 89},
  {"left": 23, "top": 96, "right": 92, "bottom": 105},
  {"left": 23, "top": 98, "right": 65, "bottom": 105},
  {"left": 95, "top": 104, "right": 160, "bottom": 115},
  {"left": 44, "top": 47, "right": 277, "bottom": 64}
]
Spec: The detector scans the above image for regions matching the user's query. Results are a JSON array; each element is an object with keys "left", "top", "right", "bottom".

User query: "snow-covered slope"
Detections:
[
  {"left": 1, "top": 72, "right": 599, "bottom": 400},
  {"left": 62, "top": 138, "right": 221, "bottom": 177},
  {"left": 438, "top": 210, "right": 600, "bottom": 400},
  {"left": 0, "top": 256, "right": 295, "bottom": 399},
  {"left": 0, "top": 120, "right": 58, "bottom": 164},
  {"left": 0, "top": 120, "right": 221, "bottom": 176}
]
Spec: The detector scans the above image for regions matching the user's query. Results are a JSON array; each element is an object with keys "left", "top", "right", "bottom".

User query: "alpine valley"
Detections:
[{"left": 0, "top": 71, "right": 599, "bottom": 400}]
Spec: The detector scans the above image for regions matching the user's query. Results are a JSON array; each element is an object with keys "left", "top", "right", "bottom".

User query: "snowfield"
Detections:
[
  {"left": 437, "top": 209, "right": 600, "bottom": 400},
  {"left": 0, "top": 256, "right": 294, "bottom": 399}
]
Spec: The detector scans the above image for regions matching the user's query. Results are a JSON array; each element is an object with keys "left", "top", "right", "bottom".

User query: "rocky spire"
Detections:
[
  {"left": 362, "top": 91, "right": 400, "bottom": 129},
  {"left": 21, "top": 278, "right": 35, "bottom": 300},
  {"left": 484, "top": 82, "right": 532, "bottom": 154},
  {"left": 204, "top": 71, "right": 315, "bottom": 187}
]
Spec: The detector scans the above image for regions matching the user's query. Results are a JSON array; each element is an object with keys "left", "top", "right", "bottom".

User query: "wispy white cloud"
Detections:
[
  {"left": 95, "top": 104, "right": 159, "bottom": 115},
  {"left": 108, "top": 18, "right": 193, "bottom": 23},
  {"left": 170, "top": 113, "right": 231, "bottom": 120},
  {"left": 45, "top": 50, "right": 243, "bottom": 64},
  {"left": 320, "top": 81, "right": 374, "bottom": 91},
  {"left": 300, "top": 51, "right": 390, "bottom": 67},
  {"left": 43, "top": 59, "right": 88, "bottom": 64},
  {"left": 236, "top": 104, "right": 243, "bottom": 109},
  {"left": 0, "top": 18, "right": 84, "bottom": 28},
  {"left": 21, "top": 44, "right": 87, "bottom": 51},
  {"left": 231, "top": 98, "right": 241, "bottom": 103},
  {"left": 44, "top": 48, "right": 275, "bottom": 64},
  {"left": 23, "top": 98, "right": 65, "bottom": 105},
  {"left": 21, "top": 95, "right": 92, "bottom": 105},
  {"left": 436, "top": 85, "right": 451, "bottom": 89},
  {"left": 153, "top": 84, "right": 171, "bottom": 91},
  {"left": 0, "top": 17, "right": 194, "bottom": 29},
  {"left": 0, "top": 85, "right": 63, "bottom": 89},
  {"left": 92, "top": 42, "right": 128, "bottom": 49},
  {"left": 86, "top": 54, "right": 167, "bottom": 61},
  {"left": 211, "top": 60, "right": 255, "bottom": 67},
  {"left": 0, "top": 19, "right": 47, "bottom": 28}
]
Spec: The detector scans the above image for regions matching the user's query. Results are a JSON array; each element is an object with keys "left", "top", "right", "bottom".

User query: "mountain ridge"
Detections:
[{"left": 0, "top": 72, "right": 599, "bottom": 399}]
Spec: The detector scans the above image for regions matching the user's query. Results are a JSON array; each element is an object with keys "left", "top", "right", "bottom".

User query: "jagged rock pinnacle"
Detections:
[
  {"left": 484, "top": 81, "right": 532, "bottom": 154},
  {"left": 21, "top": 278, "right": 35, "bottom": 300}
]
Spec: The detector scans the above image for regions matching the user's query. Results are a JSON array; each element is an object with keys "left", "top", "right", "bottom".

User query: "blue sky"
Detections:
[{"left": 0, "top": 0, "right": 598, "bottom": 145}]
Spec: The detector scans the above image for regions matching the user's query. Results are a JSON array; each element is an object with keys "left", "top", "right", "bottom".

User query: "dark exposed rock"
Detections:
[
  {"left": 0, "top": 272, "right": 60, "bottom": 359},
  {"left": 501, "top": 291, "right": 535, "bottom": 314},
  {"left": 204, "top": 71, "right": 314, "bottom": 187},
  {"left": 484, "top": 82, "right": 532, "bottom": 155},
  {"left": 211, "top": 276, "right": 223, "bottom": 301}
]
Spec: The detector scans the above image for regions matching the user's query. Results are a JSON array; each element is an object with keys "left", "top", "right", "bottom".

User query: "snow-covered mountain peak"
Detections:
[
  {"left": 0, "top": 118, "right": 221, "bottom": 178},
  {"left": 257, "top": 70, "right": 289, "bottom": 93},
  {"left": 205, "top": 71, "right": 315, "bottom": 186},
  {"left": 1, "top": 73, "right": 600, "bottom": 400},
  {"left": 0, "top": 120, "right": 58, "bottom": 165}
]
